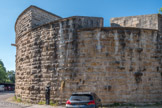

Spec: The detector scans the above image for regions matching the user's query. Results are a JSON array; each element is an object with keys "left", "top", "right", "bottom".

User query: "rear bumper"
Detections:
[
  {"left": 66, "top": 104, "right": 95, "bottom": 108},
  {"left": 66, "top": 107, "right": 95, "bottom": 108}
]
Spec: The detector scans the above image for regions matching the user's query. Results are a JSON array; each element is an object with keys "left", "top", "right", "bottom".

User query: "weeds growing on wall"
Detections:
[{"left": 159, "top": 8, "right": 162, "bottom": 14}]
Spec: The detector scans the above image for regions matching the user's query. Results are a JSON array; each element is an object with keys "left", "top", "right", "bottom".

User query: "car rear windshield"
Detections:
[{"left": 70, "top": 94, "right": 93, "bottom": 101}]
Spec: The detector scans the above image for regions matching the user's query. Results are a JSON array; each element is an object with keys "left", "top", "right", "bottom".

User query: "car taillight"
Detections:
[
  {"left": 66, "top": 100, "right": 71, "bottom": 104},
  {"left": 88, "top": 100, "right": 95, "bottom": 105}
]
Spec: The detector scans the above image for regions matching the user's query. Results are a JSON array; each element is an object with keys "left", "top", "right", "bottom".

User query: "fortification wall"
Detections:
[
  {"left": 15, "top": 25, "right": 162, "bottom": 104},
  {"left": 76, "top": 28, "right": 162, "bottom": 104},
  {"left": 15, "top": 6, "right": 162, "bottom": 105},
  {"left": 110, "top": 14, "right": 158, "bottom": 30},
  {"left": 158, "top": 14, "right": 162, "bottom": 34},
  {"left": 15, "top": 15, "right": 103, "bottom": 103}
]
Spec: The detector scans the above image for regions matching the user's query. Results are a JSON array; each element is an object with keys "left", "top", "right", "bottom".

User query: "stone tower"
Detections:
[{"left": 14, "top": 6, "right": 162, "bottom": 105}]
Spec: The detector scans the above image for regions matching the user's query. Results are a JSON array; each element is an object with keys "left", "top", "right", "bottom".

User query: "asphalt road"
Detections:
[
  {"left": 0, "top": 91, "right": 162, "bottom": 108},
  {"left": 0, "top": 91, "right": 26, "bottom": 108},
  {"left": 0, "top": 91, "right": 64, "bottom": 108}
]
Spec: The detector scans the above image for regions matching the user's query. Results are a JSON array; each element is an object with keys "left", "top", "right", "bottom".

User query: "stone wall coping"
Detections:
[
  {"left": 34, "top": 16, "right": 103, "bottom": 29},
  {"left": 77, "top": 27, "right": 159, "bottom": 32},
  {"left": 110, "top": 14, "right": 159, "bottom": 20},
  {"left": 15, "top": 16, "right": 103, "bottom": 43},
  {"left": 15, "top": 5, "right": 62, "bottom": 32}
]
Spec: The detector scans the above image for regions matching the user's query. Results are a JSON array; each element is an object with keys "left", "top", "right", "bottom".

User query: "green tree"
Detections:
[
  {"left": 0, "top": 60, "right": 7, "bottom": 83},
  {"left": 0, "top": 60, "right": 15, "bottom": 83},
  {"left": 7, "top": 70, "right": 15, "bottom": 83}
]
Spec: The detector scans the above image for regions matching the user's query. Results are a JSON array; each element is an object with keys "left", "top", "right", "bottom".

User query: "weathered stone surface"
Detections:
[
  {"left": 14, "top": 5, "right": 162, "bottom": 105},
  {"left": 110, "top": 14, "right": 159, "bottom": 30},
  {"left": 77, "top": 28, "right": 162, "bottom": 104},
  {"left": 15, "top": 6, "right": 61, "bottom": 41}
]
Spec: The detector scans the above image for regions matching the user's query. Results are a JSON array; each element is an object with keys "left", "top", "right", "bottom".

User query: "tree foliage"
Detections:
[
  {"left": 0, "top": 60, "right": 7, "bottom": 83},
  {"left": 7, "top": 70, "right": 15, "bottom": 83},
  {"left": 0, "top": 60, "right": 15, "bottom": 83}
]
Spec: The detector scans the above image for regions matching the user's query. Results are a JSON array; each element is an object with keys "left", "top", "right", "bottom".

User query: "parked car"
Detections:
[
  {"left": 0, "top": 85, "right": 5, "bottom": 92},
  {"left": 66, "top": 92, "right": 102, "bottom": 108}
]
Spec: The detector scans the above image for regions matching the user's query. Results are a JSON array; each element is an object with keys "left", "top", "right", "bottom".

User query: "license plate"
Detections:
[{"left": 72, "top": 105, "right": 86, "bottom": 107}]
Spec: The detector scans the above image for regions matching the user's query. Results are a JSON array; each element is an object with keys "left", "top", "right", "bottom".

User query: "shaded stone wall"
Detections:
[
  {"left": 110, "top": 14, "right": 158, "bottom": 30},
  {"left": 158, "top": 14, "right": 162, "bottom": 35},
  {"left": 30, "top": 7, "right": 61, "bottom": 28}
]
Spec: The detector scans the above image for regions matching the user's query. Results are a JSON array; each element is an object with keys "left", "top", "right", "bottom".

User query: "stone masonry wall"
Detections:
[
  {"left": 15, "top": 6, "right": 162, "bottom": 105},
  {"left": 15, "top": 6, "right": 61, "bottom": 41},
  {"left": 30, "top": 7, "right": 61, "bottom": 28},
  {"left": 111, "top": 14, "right": 158, "bottom": 30},
  {"left": 76, "top": 28, "right": 162, "bottom": 104},
  {"left": 15, "top": 9, "right": 32, "bottom": 39},
  {"left": 15, "top": 15, "right": 103, "bottom": 103},
  {"left": 158, "top": 14, "right": 162, "bottom": 35}
]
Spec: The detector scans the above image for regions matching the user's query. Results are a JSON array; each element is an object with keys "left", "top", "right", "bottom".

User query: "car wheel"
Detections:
[{"left": 100, "top": 104, "right": 102, "bottom": 108}]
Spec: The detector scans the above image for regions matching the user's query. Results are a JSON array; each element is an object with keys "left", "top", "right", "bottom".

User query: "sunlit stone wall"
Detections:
[
  {"left": 15, "top": 6, "right": 162, "bottom": 105},
  {"left": 77, "top": 28, "right": 162, "bottom": 104},
  {"left": 15, "top": 10, "right": 103, "bottom": 103},
  {"left": 110, "top": 14, "right": 158, "bottom": 30},
  {"left": 15, "top": 6, "right": 61, "bottom": 41}
]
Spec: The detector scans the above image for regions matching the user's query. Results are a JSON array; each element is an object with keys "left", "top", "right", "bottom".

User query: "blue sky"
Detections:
[{"left": 0, "top": 0, "right": 161, "bottom": 71}]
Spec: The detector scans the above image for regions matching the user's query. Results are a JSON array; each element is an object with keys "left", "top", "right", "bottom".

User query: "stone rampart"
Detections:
[
  {"left": 15, "top": 11, "right": 103, "bottom": 103},
  {"left": 77, "top": 27, "right": 162, "bottom": 104},
  {"left": 111, "top": 14, "right": 158, "bottom": 30},
  {"left": 14, "top": 6, "right": 162, "bottom": 105}
]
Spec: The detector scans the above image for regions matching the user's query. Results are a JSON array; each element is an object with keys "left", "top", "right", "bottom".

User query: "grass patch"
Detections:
[
  {"left": 50, "top": 101, "right": 58, "bottom": 106},
  {"left": 17, "top": 98, "right": 22, "bottom": 102},
  {"left": 13, "top": 96, "right": 22, "bottom": 102},
  {"left": 38, "top": 101, "right": 46, "bottom": 105},
  {"left": 38, "top": 101, "right": 58, "bottom": 106}
]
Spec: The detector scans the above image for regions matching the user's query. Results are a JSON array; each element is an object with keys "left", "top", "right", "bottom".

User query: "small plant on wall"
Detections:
[{"left": 159, "top": 8, "right": 162, "bottom": 14}]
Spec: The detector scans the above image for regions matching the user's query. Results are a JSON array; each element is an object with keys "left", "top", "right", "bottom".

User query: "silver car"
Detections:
[{"left": 66, "top": 92, "right": 102, "bottom": 108}]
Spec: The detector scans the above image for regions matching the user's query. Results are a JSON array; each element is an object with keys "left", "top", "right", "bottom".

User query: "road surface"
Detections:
[
  {"left": 0, "top": 91, "right": 162, "bottom": 108},
  {"left": 0, "top": 91, "right": 64, "bottom": 108},
  {"left": 0, "top": 91, "right": 25, "bottom": 108}
]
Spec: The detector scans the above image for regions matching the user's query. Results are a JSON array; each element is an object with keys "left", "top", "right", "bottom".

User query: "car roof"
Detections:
[{"left": 72, "top": 92, "right": 95, "bottom": 95}]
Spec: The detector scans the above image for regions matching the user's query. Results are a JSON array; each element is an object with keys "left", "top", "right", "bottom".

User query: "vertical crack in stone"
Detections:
[
  {"left": 96, "top": 29, "right": 102, "bottom": 52},
  {"left": 114, "top": 30, "right": 119, "bottom": 55},
  {"left": 66, "top": 20, "right": 73, "bottom": 63}
]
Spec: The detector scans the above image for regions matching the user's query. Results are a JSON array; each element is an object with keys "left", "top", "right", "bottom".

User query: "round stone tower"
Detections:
[
  {"left": 15, "top": 5, "right": 62, "bottom": 103},
  {"left": 15, "top": 5, "right": 103, "bottom": 104}
]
